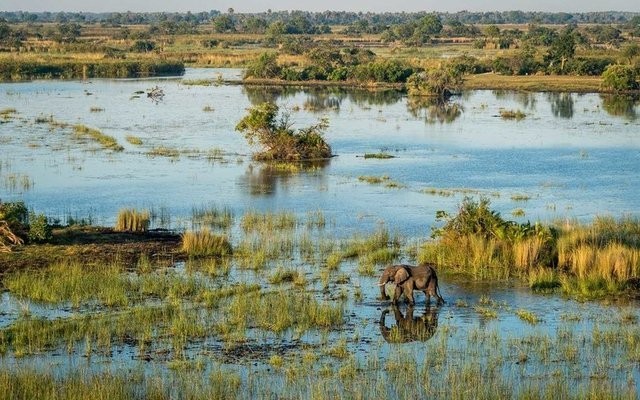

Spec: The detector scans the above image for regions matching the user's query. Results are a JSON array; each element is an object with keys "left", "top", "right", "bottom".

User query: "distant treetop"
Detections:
[{"left": 0, "top": 10, "right": 638, "bottom": 26}]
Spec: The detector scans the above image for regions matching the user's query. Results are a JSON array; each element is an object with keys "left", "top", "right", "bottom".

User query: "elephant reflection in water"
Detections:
[{"left": 379, "top": 305, "right": 439, "bottom": 343}]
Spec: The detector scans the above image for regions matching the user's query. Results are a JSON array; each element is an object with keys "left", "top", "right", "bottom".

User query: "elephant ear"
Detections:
[{"left": 394, "top": 267, "right": 410, "bottom": 285}]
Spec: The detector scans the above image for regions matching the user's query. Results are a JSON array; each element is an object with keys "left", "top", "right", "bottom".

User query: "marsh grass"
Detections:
[
  {"left": 5, "top": 261, "right": 130, "bottom": 308},
  {"left": 73, "top": 124, "right": 124, "bottom": 151},
  {"left": 240, "top": 210, "right": 296, "bottom": 232},
  {"left": 192, "top": 204, "right": 233, "bottom": 230},
  {"left": 222, "top": 290, "right": 343, "bottom": 335},
  {"left": 358, "top": 174, "right": 405, "bottom": 188},
  {"left": 363, "top": 152, "right": 395, "bottom": 159},
  {"left": 181, "top": 229, "right": 232, "bottom": 257},
  {"left": 147, "top": 146, "right": 180, "bottom": 158},
  {"left": 499, "top": 109, "right": 526, "bottom": 120},
  {"left": 115, "top": 208, "right": 150, "bottom": 232}
]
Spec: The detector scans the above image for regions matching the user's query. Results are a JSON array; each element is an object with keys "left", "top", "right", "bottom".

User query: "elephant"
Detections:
[
  {"left": 379, "top": 304, "right": 439, "bottom": 343},
  {"left": 377, "top": 263, "right": 445, "bottom": 306}
]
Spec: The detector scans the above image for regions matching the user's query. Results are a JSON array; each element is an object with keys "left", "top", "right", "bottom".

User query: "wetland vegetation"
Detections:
[{"left": 0, "top": 7, "right": 639, "bottom": 399}]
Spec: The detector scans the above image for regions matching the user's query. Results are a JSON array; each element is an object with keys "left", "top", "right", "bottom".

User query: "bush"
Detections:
[
  {"left": 28, "top": 212, "right": 52, "bottom": 243},
  {"left": 235, "top": 102, "right": 332, "bottom": 161},
  {"left": 602, "top": 64, "right": 639, "bottom": 92},
  {"left": 244, "top": 52, "right": 281, "bottom": 79}
]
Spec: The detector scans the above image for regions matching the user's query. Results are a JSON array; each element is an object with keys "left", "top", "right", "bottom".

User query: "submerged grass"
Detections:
[{"left": 73, "top": 124, "right": 124, "bottom": 151}]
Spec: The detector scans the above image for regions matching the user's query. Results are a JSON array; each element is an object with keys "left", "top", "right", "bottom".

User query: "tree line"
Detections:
[{"left": 1, "top": 10, "right": 639, "bottom": 26}]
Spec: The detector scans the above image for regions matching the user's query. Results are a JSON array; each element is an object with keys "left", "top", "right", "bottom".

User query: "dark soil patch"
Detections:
[{"left": 0, "top": 226, "right": 184, "bottom": 275}]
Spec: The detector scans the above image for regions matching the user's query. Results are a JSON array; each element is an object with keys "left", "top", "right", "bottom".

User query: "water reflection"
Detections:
[
  {"left": 548, "top": 92, "right": 575, "bottom": 119},
  {"left": 600, "top": 94, "right": 639, "bottom": 121},
  {"left": 242, "top": 86, "right": 402, "bottom": 110},
  {"left": 238, "top": 161, "right": 329, "bottom": 196},
  {"left": 493, "top": 90, "right": 537, "bottom": 110},
  {"left": 378, "top": 305, "right": 439, "bottom": 343},
  {"left": 406, "top": 97, "right": 463, "bottom": 124}
]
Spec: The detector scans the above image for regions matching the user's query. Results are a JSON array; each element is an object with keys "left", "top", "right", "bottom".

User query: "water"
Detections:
[
  {"left": 1, "top": 69, "right": 640, "bottom": 396},
  {"left": 1, "top": 68, "right": 638, "bottom": 236}
]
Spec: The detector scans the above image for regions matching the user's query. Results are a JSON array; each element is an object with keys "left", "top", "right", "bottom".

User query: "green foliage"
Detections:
[
  {"left": 130, "top": 40, "right": 155, "bottom": 53},
  {"left": 244, "top": 52, "right": 281, "bottom": 79},
  {"left": 602, "top": 64, "right": 639, "bottom": 92},
  {"left": 406, "top": 64, "right": 463, "bottom": 97},
  {"left": 0, "top": 59, "right": 185, "bottom": 81},
  {"left": 27, "top": 212, "right": 52, "bottom": 243},
  {"left": 235, "top": 102, "right": 331, "bottom": 161},
  {"left": 544, "top": 27, "right": 577, "bottom": 74}
]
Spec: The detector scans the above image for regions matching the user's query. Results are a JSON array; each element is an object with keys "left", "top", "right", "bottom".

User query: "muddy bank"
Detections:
[{"left": 0, "top": 227, "right": 183, "bottom": 275}]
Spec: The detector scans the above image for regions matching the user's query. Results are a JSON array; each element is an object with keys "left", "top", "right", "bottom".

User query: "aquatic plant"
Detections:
[
  {"left": 499, "top": 109, "right": 526, "bottom": 120},
  {"left": 181, "top": 229, "right": 232, "bottom": 257},
  {"left": 115, "top": 208, "right": 150, "bottom": 233}
]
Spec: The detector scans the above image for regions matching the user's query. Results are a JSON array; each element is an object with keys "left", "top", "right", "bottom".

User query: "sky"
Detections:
[{"left": 2, "top": 0, "right": 639, "bottom": 13}]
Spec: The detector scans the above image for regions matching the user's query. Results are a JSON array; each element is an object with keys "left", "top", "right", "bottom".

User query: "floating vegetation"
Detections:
[
  {"left": 115, "top": 208, "right": 150, "bottom": 233},
  {"left": 0, "top": 108, "right": 17, "bottom": 122},
  {"left": 511, "top": 208, "right": 525, "bottom": 217},
  {"left": 363, "top": 152, "right": 395, "bottom": 159},
  {"left": 147, "top": 146, "right": 180, "bottom": 158},
  {"left": 511, "top": 194, "right": 531, "bottom": 201},
  {"left": 358, "top": 175, "right": 405, "bottom": 188},
  {"left": 125, "top": 135, "right": 143, "bottom": 145},
  {"left": 499, "top": 109, "right": 527, "bottom": 120},
  {"left": 73, "top": 124, "right": 124, "bottom": 152}
]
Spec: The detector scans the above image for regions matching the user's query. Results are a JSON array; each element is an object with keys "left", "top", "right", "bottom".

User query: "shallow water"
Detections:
[
  {"left": 1, "top": 69, "right": 640, "bottom": 396},
  {"left": 1, "top": 69, "right": 638, "bottom": 236}
]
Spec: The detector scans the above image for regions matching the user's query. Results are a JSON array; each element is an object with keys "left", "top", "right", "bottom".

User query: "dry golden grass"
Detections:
[{"left": 115, "top": 209, "right": 150, "bottom": 233}]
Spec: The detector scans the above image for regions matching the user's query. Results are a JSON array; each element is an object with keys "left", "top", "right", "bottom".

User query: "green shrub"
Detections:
[
  {"left": 602, "top": 64, "right": 639, "bottom": 92},
  {"left": 27, "top": 212, "right": 52, "bottom": 243},
  {"left": 235, "top": 102, "right": 331, "bottom": 161}
]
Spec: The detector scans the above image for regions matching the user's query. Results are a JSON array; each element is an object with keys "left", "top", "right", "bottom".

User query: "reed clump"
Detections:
[
  {"left": 115, "top": 208, "right": 150, "bottom": 232},
  {"left": 181, "top": 229, "right": 233, "bottom": 257},
  {"left": 422, "top": 198, "right": 640, "bottom": 297}
]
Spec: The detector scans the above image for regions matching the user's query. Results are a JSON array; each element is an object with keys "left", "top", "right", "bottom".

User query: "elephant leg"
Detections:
[
  {"left": 423, "top": 290, "right": 431, "bottom": 306},
  {"left": 404, "top": 285, "right": 415, "bottom": 306},
  {"left": 392, "top": 285, "right": 403, "bottom": 305}
]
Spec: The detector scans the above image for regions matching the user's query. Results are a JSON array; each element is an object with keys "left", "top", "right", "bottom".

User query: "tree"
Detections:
[
  {"left": 212, "top": 15, "right": 235, "bottom": 33},
  {"left": 601, "top": 64, "right": 639, "bottom": 92},
  {"left": 544, "top": 27, "right": 576, "bottom": 73},
  {"left": 235, "top": 102, "right": 332, "bottom": 161},
  {"left": 621, "top": 43, "right": 640, "bottom": 63}
]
